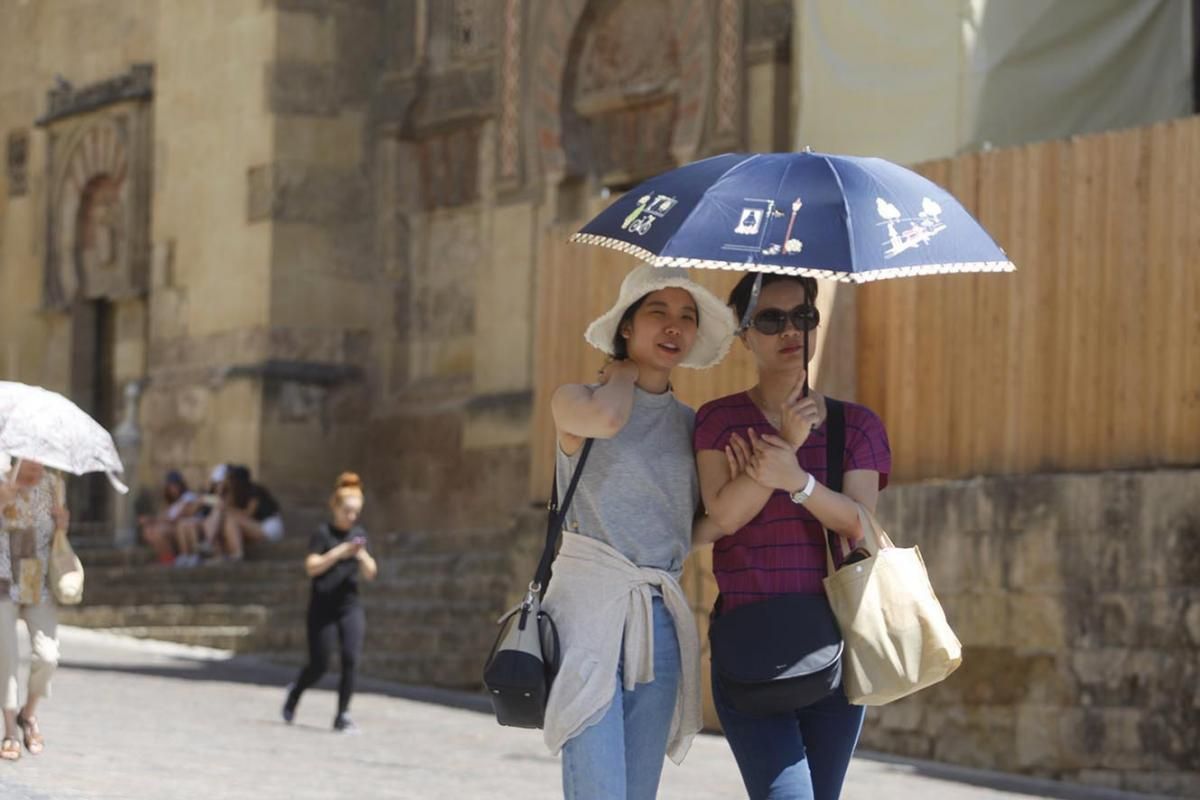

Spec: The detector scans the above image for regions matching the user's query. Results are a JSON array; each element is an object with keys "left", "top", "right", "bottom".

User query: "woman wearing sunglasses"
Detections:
[
  {"left": 543, "top": 264, "right": 735, "bottom": 800},
  {"left": 693, "top": 273, "right": 891, "bottom": 800}
]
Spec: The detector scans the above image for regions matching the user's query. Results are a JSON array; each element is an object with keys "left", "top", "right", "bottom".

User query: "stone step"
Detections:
[
  {"left": 80, "top": 561, "right": 510, "bottom": 602},
  {"left": 82, "top": 559, "right": 306, "bottom": 585},
  {"left": 99, "top": 625, "right": 257, "bottom": 651},
  {"left": 57, "top": 524, "right": 522, "bottom": 692},
  {"left": 59, "top": 603, "right": 271, "bottom": 629},
  {"left": 77, "top": 548, "right": 156, "bottom": 568},
  {"left": 80, "top": 547, "right": 508, "bottom": 583},
  {"left": 80, "top": 585, "right": 309, "bottom": 609}
]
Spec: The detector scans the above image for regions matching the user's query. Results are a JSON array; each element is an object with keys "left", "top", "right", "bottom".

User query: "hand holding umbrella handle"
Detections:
[{"left": 0, "top": 458, "right": 21, "bottom": 512}]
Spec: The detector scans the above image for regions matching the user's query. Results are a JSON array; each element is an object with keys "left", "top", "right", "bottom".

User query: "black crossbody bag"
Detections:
[
  {"left": 707, "top": 400, "right": 847, "bottom": 716},
  {"left": 482, "top": 438, "right": 593, "bottom": 729}
]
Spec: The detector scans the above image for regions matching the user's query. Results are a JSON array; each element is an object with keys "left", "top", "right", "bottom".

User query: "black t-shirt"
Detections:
[
  {"left": 308, "top": 523, "right": 367, "bottom": 608},
  {"left": 250, "top": 484, "right": 280, "bottom": 521}
]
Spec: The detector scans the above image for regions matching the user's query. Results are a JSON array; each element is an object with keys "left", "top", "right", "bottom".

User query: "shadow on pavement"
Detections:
[{"left": 60, "top": 653, "right": 495, "bottom": 715}]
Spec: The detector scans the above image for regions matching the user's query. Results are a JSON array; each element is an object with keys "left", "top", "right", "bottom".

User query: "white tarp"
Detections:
[{"left": 794, "top": 0, "right": 1194, "bottom": 164}]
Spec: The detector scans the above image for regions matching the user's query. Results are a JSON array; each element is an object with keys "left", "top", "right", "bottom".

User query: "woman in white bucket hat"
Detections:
[{"left": 541, "top": 264, "right": 734, "bottom": 799}]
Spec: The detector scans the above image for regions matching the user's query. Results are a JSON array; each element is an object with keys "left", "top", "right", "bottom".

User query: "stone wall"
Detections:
[{"left": 864, "top": 469, "right": 1200, "bottom": 797}]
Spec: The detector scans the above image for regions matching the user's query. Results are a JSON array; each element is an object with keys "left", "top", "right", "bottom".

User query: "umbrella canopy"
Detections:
[
  {"left": 571, "top": 151, "right": 1015, "bottom": 282},
  {"left": 0, "top": 381, "right": 127, "bottom": 493}
]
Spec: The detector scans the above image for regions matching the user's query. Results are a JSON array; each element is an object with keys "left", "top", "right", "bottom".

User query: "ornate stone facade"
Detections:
[
  {"left": 531, "top": 0, "right": 719, "bottom": 186},
  {"left": 38, "top": 64, "right": 153, "bottom": 308}
]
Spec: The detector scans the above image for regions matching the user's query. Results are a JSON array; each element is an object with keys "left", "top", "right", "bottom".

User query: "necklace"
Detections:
[
  {"left": 749, "top": 385, "right": 826, "bottom": 432},
  {"left": 749, "top": 388, "right": 783, "bottom": 429}
]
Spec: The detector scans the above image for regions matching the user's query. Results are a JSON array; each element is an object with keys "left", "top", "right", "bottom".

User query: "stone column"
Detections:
[{"left": 111, "top": 379, "right": 144, "bottom": 547}]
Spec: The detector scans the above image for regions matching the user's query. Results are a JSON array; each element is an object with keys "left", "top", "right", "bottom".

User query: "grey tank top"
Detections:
[{"left": 556, "top": 386, "right": 699, "bottom": 577}]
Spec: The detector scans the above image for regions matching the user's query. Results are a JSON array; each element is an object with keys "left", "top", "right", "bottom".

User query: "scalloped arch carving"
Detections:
[{"left": 530, "top": 0, "right": 715, "bottom": 184}]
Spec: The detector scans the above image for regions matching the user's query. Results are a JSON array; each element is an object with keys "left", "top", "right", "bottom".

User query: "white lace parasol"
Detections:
[{"left": 0, "top": 381, "right": 128, "bottom": 493}]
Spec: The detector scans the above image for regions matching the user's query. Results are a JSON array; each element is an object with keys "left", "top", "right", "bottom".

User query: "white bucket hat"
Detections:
[{"left": 584, "top": 265, "right": 737, "bottom": 369}]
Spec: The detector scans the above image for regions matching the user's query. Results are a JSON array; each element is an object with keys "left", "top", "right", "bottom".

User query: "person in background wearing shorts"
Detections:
[{"left": 221, "top": 465, "right": 284, "bottom": 559}]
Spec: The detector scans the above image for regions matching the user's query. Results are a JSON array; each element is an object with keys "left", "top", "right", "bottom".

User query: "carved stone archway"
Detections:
[
  {"left": 39, "top": 64, "right": 152, "bottom": 309},
  {"left": 50, "top": 120, "right": 131, "bottom": 304},
  {"left": 531, "top": 0, "right": 718, "bottom": 186}
]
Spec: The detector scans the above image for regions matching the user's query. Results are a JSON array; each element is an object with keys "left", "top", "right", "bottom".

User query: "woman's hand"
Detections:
[
  {"left": 598, "top": 358, "right": 639, "bottom": 387},
  {"left": 779, "top": 372, "right": 824, "bottom": 449},
  {"left": 746, "top": 429, "right": 808, "bottom": 493},
  {"left": 51, "top": 505, "right": 70, "bottom": 534},
  {"left": 553, "top": 359, "right": 639, "bottom": 446},
  {"left": 724, "top": 432, "right": 752, "bottom": 481},
  {"left": 0, "top": 482, "right": 16, "bottom": 508}
]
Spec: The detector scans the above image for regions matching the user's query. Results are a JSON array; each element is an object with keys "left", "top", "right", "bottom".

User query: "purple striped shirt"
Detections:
[{"left": 694, "top": 392, "right": 891, "bottom": 612}]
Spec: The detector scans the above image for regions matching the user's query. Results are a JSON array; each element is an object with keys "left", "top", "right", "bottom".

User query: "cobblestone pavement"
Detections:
[{"left": 0, "top": 628, "right": 1167, "bottom": 800}]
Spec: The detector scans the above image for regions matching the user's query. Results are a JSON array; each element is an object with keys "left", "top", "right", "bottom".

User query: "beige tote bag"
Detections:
[
  {"left": 823, "top": 504, "right": 961, "bottom": 706},
  {"left": 48, "top": 475, "right": 83, "bottom": 605}
]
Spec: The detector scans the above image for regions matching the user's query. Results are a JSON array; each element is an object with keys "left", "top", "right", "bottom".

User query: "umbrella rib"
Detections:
[{"left": 821, "top": 155, "right": 857, "bottom": 272}]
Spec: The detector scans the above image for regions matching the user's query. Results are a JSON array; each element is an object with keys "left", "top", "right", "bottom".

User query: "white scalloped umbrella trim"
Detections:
[{"left": 569, "top": 232, "right": 1016, "bottom": 283}]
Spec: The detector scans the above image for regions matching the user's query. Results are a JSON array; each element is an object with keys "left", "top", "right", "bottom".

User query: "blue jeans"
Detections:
[
  {"left": 562, "top": 597, "right": 681, "bottom": 800},
  {"left": 713, "top": 664, "right": 865, "bottom": 800}
]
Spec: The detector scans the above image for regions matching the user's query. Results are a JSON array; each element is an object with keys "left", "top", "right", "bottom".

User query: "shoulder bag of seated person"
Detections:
[
  {"left": 707, "top": 400, "right": 848, "bottom": 717},
  {"left": 482, "top": 438, "right": 593, "bottom": 729}
]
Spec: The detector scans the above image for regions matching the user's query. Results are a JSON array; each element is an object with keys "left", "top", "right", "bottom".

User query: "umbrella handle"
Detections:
[
  {"left": 3, "top": 457, "right": 21, "bottom": 485},
  {"left": 803, "top": 331, "right": 810, "bottom": 397}
]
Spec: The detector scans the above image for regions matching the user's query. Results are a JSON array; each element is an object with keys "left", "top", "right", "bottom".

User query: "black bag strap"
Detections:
[
  {"left": 530, "top": 438, "right": 594, "bottom": 599},
  {"left": 824, "top": 398, "right": 846, "bottom": 560}
]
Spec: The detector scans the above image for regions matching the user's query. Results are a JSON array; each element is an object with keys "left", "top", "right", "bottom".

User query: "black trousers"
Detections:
[{"left": 289, "top": 602, "right": 365, "bottom": 717}]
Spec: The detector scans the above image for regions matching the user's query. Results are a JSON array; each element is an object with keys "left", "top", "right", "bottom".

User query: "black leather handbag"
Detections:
[
  {"left": 482, "top": 439, "right": 592, "bottom": 729},
  {"left": 708, "top": 399, "right": 848, "bottom": 717}
]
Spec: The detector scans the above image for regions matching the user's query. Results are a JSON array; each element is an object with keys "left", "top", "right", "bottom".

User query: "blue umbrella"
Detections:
[{"left": 571, "top": 151, "right": 1015, "bottom": 283}]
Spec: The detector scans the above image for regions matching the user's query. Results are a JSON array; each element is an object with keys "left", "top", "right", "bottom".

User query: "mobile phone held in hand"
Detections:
[
  {"left": 841, "top": 547, "right": 870, "bottom": 567},
  {"left": 351, "top": 535, "right": 367, "bottom": 547}
]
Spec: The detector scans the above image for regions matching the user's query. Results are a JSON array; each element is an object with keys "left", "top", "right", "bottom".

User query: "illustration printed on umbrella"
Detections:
[
  {"left": 620, "top": 193, "right": 679, "bottom": 236},
  {"left": 875, "top": 196, "right": 947, "bottom": 259},
  {"left": 722, "top": 194, "right": 950, "bottom": 264},
  {"left": 722, "top": 197, "right": 806, "bottom": 261}
]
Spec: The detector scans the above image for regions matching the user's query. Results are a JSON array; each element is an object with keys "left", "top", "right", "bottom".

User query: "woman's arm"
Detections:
[
  {"left": 695, "top": 432, "right": 774, "bottom": 543},
  {"left": 551, "top": 360, "right": 639, "bottom": 453},
  {"left": 357, "top": 547, "right": 378, "bottom": 581},
  {"left": 747, "top": 432, "right": 879, "bottom": 540},
  {"left": 304, "top": 543, "right": 356, "bottom": 577}
]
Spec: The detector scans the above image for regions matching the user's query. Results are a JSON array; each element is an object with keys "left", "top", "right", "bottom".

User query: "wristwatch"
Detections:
[{"left": 789, "top": 472, "right": 817, "bottom": 505}]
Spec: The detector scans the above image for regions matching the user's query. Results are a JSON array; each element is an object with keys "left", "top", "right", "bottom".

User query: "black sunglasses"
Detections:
[{"left": 750, "top": 304, "right": 820, "bottom": 335}]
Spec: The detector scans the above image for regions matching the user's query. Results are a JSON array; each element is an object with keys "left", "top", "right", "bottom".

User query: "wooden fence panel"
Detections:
[{"left": 857, "top": 120, "right": 1200, "bottom": 481}]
